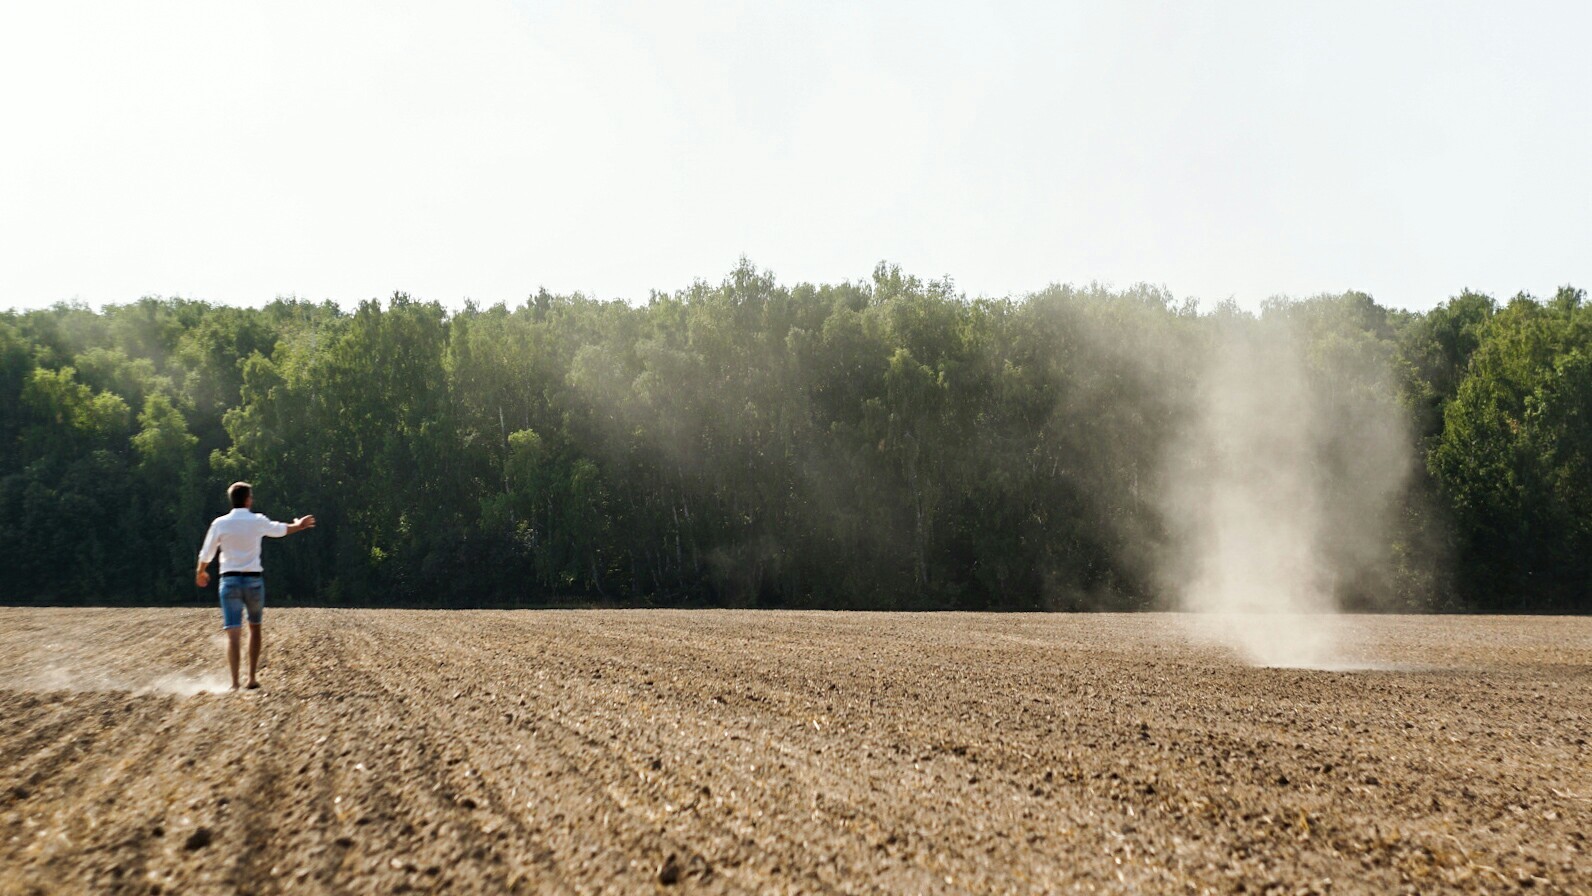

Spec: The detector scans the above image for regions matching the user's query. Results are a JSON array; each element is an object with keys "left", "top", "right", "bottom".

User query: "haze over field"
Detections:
[{"left": 2, "top": 3, "right": 1590, "bottom": 624}]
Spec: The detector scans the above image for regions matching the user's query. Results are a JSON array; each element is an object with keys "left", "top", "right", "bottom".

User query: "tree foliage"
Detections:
[{"left": 0, "top": 266, "right": 1585, "bottom": 611}]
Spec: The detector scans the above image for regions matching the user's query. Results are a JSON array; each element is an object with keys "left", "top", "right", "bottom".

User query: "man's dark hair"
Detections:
[{"left": 229, "top": 481, "right": 252, "bottom": 509}]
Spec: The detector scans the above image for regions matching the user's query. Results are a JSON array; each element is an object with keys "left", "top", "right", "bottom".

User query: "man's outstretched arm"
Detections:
[{"left": 264, "top": 514, "right": 316, "bottom": 538}]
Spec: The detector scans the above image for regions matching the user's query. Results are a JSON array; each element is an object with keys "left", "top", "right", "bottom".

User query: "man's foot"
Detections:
[{"left": 245, "top": 680, "right": 261, "bottom": 690}]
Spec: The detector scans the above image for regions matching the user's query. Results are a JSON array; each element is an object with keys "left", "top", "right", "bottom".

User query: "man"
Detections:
[{"left": 195, "top": 482, "right": 315, "bottom": 690}]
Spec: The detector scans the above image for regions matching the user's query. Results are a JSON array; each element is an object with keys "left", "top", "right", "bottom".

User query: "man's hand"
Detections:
[
  {"left": 289, "top": 514, "right": 317, "bottom": 534},
  {"left": 196, "top": 568, "right": 210, "bottom": 588}
]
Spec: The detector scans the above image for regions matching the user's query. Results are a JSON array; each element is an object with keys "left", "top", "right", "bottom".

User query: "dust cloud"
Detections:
[
  {"left": 6, "top": 665, "right": 231, "bottom": 696},
  {"left": 0, "top": 631, "right": 235, "bottom": 696},
  {"left": 1158, "top": 310, "right": 1414, "bottom": 668}
]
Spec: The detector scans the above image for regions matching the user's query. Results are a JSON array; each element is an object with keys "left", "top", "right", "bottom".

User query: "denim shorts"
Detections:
[{"left": 219, "top": 576, "right": 266, "bottom": 629}]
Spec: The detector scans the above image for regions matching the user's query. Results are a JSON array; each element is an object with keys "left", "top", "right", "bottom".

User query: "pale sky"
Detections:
[{"left": 2, "top": 1, "right": 1588, "bottom": 313}]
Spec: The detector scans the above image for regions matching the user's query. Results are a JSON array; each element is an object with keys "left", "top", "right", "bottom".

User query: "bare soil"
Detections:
[{"left": 0, "top": 609, "right": 1587, "bottom": 895}]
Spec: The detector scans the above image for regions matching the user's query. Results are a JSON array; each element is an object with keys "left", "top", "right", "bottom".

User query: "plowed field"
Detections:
[{"left": 0, "top": 609, "right": 1587, "bottom": 894}]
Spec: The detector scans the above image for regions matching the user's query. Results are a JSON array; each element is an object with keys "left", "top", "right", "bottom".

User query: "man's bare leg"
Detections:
[
  {"left": 226, "top": 628, "right": 242, "bottom": 690},
  {"left": 246, "top": 623, "right": 263, "bottom": 689}
]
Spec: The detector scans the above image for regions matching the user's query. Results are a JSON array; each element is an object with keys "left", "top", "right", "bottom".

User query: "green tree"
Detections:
[{"left": 1430, "top": 289, "right": 1590, "bottom": 609}]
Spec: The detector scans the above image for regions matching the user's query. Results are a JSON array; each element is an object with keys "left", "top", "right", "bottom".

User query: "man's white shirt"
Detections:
[{"left": 198, "top": 508, "right": 289, "bottom": 573}]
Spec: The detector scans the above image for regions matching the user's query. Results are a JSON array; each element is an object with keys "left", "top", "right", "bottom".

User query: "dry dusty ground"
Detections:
[{"left": 0, "top": 609, "right": 1587, "bottom": 895}]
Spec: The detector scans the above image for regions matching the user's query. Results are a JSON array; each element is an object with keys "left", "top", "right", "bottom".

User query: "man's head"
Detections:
[{"left": 228, "top": 481, "right": 253, "bottom": 509}]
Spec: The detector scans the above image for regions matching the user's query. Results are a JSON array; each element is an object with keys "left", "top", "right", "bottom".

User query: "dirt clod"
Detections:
[{"left": 657, "top": 853, "right": 682, "bottom": 885}]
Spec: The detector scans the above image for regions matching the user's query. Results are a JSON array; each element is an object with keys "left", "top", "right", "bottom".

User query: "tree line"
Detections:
[{"left": 1, "top": 262, "right": 1586, "bottom": 612}]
